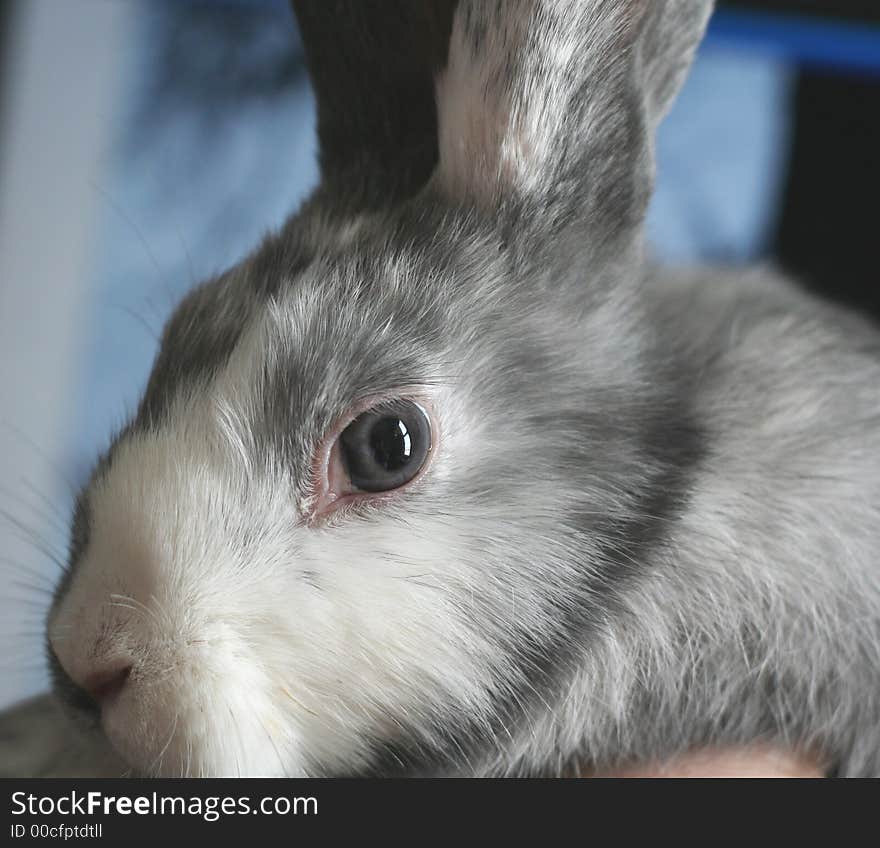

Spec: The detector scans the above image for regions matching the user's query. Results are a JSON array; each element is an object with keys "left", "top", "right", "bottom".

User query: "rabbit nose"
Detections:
[{"left": 81, "top": 662, "right": 133, "bottom": 706}]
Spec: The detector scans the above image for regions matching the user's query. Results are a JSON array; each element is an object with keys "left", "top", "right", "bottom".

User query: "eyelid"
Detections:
[{"left": 303, "top": 391, "right": 439, "bottom": 525}]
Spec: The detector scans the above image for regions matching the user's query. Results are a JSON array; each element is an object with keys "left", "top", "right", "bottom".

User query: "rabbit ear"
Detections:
[
  {"left": 434, "top": 0, "right": 713, "bottom": 242},
  {"left": 291, "top": 0, "right": 457, "bottom": 211}
]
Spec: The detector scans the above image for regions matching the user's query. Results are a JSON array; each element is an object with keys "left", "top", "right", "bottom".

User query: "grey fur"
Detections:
[
  {"left": 0, "top": 694, "right": 124, "bottom": 778},
  {"left": 2, "top": 0, "right": 879, "bottom": 776}
]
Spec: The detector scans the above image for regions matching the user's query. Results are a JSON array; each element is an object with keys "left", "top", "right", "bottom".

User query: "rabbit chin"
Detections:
[{"left": 99, "top": 661, "right": 311, "bottom": 778}]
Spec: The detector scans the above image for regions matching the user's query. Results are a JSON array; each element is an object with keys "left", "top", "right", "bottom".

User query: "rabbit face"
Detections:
[{"left": 48, "top": 198, "right": 700, "bottom": 776}]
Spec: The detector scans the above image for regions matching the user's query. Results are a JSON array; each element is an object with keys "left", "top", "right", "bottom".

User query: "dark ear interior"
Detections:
[{"left": 291, "top": 0, "right": 458, "bottom": 212}]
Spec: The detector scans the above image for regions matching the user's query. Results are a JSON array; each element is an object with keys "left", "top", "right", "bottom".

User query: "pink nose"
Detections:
[{"left": 81, "top": 663, "right": 132, "bottom": 705}]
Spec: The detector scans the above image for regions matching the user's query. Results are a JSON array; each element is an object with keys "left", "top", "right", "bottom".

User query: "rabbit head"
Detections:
[{"left": 47, "top": 0, "right": 714, "bottom": 776}]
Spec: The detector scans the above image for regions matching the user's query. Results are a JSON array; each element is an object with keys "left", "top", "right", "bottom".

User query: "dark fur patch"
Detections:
[{"left": 292, "top": 0, "right": 456, "bottom": 212}]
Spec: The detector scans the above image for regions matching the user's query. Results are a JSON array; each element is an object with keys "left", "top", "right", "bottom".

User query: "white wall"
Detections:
[{"left": 0, "top": 0, "right": 134, "bottom": 707}]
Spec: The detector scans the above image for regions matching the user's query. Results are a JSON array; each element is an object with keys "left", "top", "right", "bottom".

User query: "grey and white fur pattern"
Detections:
[{"left": 2, "top": 0, "right": 879, "bottom": 777}]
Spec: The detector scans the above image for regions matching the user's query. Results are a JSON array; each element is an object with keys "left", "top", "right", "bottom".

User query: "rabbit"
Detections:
[{"left": 2, "top": 0, "right": 880, "bottom": 777}]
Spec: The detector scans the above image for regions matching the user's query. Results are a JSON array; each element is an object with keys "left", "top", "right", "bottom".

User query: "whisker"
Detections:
[
  {"left": 7, "top": 575, "right": 55, "bottom": 596},
  {"left": 148, "top": 709, "right": 179, "bottom": 777},
  {"left": 176, "top": 227, "right": 197, "bottom": 289},
  {"left": 109, "top": 593, "right": 165, "bottom": 630},
  {"left": 101, "top": 301, "right": 160, "bottom": 344},
  {"left": 256, "top": 713, "right": 289, "bottom": 778},
  {"left": 0, "top": 557, "right": 58, "bottom": 588},
  {"left": 89, "top": 182, "right": 178, "bottom": 312},
  {"left": 0, "top": 420, "right": 78, "bottom": 497},
  {"left": 0, "top": 489, "right": 67, "bottom": 551},
  {"left": 227, "top": 705, "right": 244, "bottom": 779},
  {"left": 18, "top": 479, "right": 72, "bottom": 536},
  {"left": 4, "top": 592, "right": 52, "bottom": 609},
  {"left": 0, "top": 507, "right": 68, "bottom": 573}
]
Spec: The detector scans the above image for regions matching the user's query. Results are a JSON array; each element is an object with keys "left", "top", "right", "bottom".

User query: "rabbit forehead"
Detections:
[{"left": 131, "top": 220, "right": 513, "bottom": 462}]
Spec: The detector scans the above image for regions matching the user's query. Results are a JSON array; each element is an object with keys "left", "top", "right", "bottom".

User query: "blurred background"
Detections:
[{"left": 0, "top": 0, "right": 877, "bottom": 709}]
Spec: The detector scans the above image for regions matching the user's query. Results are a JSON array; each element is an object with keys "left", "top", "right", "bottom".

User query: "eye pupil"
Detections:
[
  {"left": 339, "top": 401, "right": 431, "bottom": 493},
  {"left": 370, "top": 417, "right": 412, "bottom": 471}
]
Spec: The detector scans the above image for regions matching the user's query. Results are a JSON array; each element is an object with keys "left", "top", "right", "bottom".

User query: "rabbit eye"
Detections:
[
  {"left": 309, "top": 397, "right": 436, "bottom": 521},
  {"left": 337, "top": 400, "right": 432, "bottom": 493}
]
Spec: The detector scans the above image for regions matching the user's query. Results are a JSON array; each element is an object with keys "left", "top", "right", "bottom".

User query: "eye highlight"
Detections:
[{"left": 338, "top": 401, "right": 432, "bottom": 493}]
